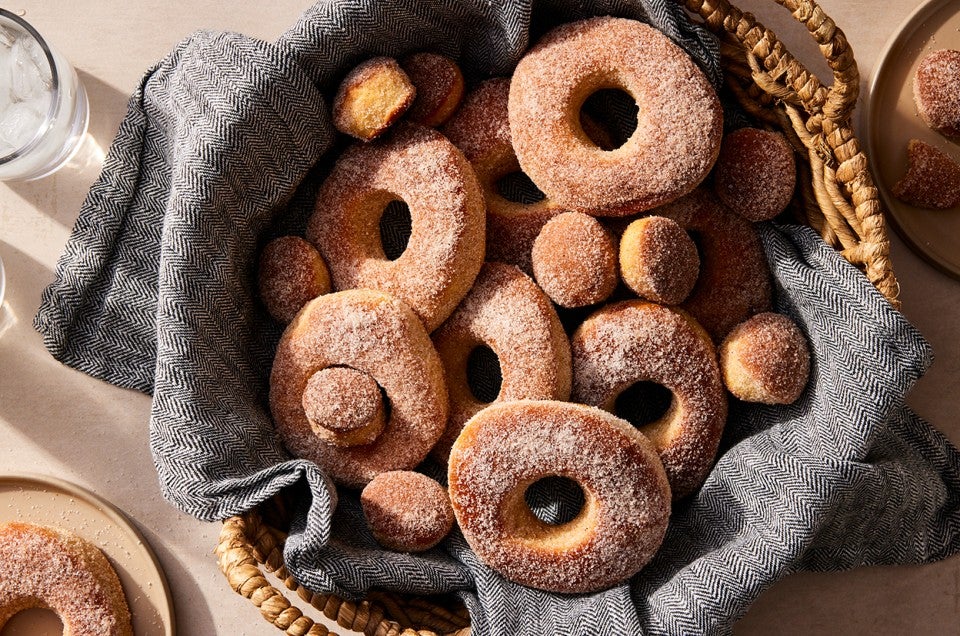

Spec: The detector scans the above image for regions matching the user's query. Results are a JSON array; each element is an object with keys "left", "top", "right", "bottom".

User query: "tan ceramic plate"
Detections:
[
  {"left": 0, "top": 474, "right": 175, "bottom": 636},
  {"left": 865, "top": 0, "right": 960, "bottom": 279}
]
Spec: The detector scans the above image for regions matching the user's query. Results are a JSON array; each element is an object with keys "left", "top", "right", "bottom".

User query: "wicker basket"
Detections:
[{"left": 215, "top": 0, "right": 898, "bottom": 633}]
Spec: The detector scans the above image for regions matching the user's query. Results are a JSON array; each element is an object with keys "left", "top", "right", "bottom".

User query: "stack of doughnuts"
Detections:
[{"left": 260, "top": 15, "right": 811, "bottom": 594}]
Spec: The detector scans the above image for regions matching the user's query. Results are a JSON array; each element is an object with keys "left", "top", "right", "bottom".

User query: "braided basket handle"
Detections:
[{"left": 685, "top": 0, "right": 900, "bottom": 306}]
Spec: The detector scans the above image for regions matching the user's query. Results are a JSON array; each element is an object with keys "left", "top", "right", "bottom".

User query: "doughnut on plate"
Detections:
[
  {"left": 0, "top": 473, "right": 174, "bottom": 635},
  {"left": 865, "top": 0, "right": 960, "bottom": 278}
]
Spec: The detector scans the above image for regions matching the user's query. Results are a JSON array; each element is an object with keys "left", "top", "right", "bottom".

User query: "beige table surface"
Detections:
[{"left": 1, "top": 1, "right": 958, "bottom": 634}]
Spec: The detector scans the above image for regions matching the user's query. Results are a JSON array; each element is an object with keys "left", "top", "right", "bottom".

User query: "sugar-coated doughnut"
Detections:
[
  {"left": 333, "top": 57, "right": 415, "bottom": 141},
  {"left": 892, "top": 139, "right": 960, "bottom": 209},
  {"left": 619, "top": 215, "right": 699, "bottom": 305},
  {"left": 258, "top": 236, "right": 331, "bottom": 324},
  {"left": 572, "top": 300, "right": 727, "bottom": 498},
  {"left": 431, "top": 262, "right": 571, "bottom": 461},
  {"left": 720, "top": 313, "right": 811, "bottom": 404},
  {"left": 0, "top": 522, "right": 132, "bottom": 635},
  {"left": 713, "top": 128, "right": 796, "bottom": 222},
  {"left": 302, "top": 366, "right": 386, "bottom": 447},
  {"left": 913, "top": 49, "right": 960, "bottom": 140},
  {"left": 531, "top": 211, "right": 618, "bottom": 308},
  {"left": 448, "top": 400, "right": 670, "bottom": 593},
  {"left": 509, "top": 16, "right": 722, "bottom": 217},
  {"left": 401, "top": 52, "right": 465, "bottom": 127},
  {"left": 270, "top": 289, "right": 448, "bottom": 488},
  {"left": 654, "top": 189, "right": 772, "bottom": 341},
  {"left": 307, "top": 122, "right": 485, "bottom": 331},
  {"left": 361, "top": 471, "right": 454, "bottom": 552},
  {"left": 443, "top": 78, "right": 562, "bottom": 274}
]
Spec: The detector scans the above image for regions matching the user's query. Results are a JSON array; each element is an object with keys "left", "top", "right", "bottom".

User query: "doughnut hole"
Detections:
[
  {"left": 332, "top": 57, "right": 415, "bottom": 141},
  {"left": 913, "top": 49, "right": 960, "bottom": 140},
  {"left": 302, "top": 366, "right": 386, "bottom": 447},
  {"left": 361, "top": 471, "right": 455, "bottom": 552},
  {"left": 258, "top": 236, "right": 331, "bottom": 324},
  {"left": 620, "top": 216, "right": 700, "bottom": 305},
  {"left": 465, "top": 344, "right": 503, "bottom": 404},
  {"left": 532, "top": 211, "right": 618, "bottom": 308},
  {"left": 401, "top": 52, "right": 465, "bottom": 127},
  {"left": 720, "top": 312, "right": 811, "bottom": 405},
  {"left": 524, "top": 475, "right": 586, "bottom": 526},
  {"left": 578, "top": 87, "right": 638, "bottom": 150},
  {"left": 379, "top": 199, "right": 412, "bottom": 260},
  {"left": 713, "top": 128, "right": 796, "bottom": 222}
]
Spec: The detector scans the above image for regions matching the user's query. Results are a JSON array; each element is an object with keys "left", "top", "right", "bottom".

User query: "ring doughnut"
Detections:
[
  {"left": 258, "top": 235, "right": 331, "bottom": 324},
  {"left": 508, "top": 16, "right": 722, "bottom": 217},
  {"left": 448, "top": 400, "right": 671, "bottom": 594},
  {"left": 531, "top": 211, "right": 618, "bottom": 308},
  {"left": 654, "top": 188, "right": 772, "bottom": 341},
  {"left": 333, "top": 57, "right": 415, "bottom": 141},
  {"left": 269, "top": 289, "right": 448, "bottom": 488},
  {"left": 720, "top": 312, "right": 811, "bottom": 405},
  {"left": 307, "top": 122, "right": 485, "bottom": 331},
  {"left": 0, "top": 522, "right": 132, "bottom": 635},
  {"left": 430, "top": 262, "right": 571, "bottom": 461},
  {"left": 712, "top": 128, "right": 796, "bottom": 222},
  {"left": 361, "top": 470, "right": 455, "bottom": 552},
  {"left": 442, "top": 78, "right": 563, "bottom": 274},
  {"left": 571, "top": 300, "right": 727, "bottom": 498},
  {"left": 401, "top": 52, "right": 465, "bottom": 127}
]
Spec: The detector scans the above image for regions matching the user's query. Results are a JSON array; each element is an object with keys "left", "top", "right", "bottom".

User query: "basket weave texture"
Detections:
[{"left": 216, "top": 0, "right": 899, "bottom": 633}]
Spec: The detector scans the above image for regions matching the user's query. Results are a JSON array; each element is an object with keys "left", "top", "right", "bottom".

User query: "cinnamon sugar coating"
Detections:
[
  {"left": 269, "top": 290, "right": 448, "bottom": 488},
  {"left": 913, "top": 49, "right": 960, "bottom": 140},
  {"left": 0, "top": 522, "right": 132, "bottom": 636},
  {"left": 302, "top": 366, "right": 386, "bottom": 447},
  {"left": 448, "top": 400, "right": 670, "bottom": 593},
  {"left": 431, "top": 262, "right": 571, "bottom": 462},
  {"left": 720, "top": 312, "right": 810, "bottom": 405},
  {"left": 258, "top": 236, "right": 331, "bottom": 324},
  {"left": 361, "top": 471, "right": 454, "bottom": 552},
  {"left": 892, "top": 139, "right": 960, "bottom": 209},
  {"left": 571, "top": 300, "right": 727, "bottom": 498},
  {"left": 443, "top": 77, "right": 563, "bottom": 274},
  {"left": 307, "top": 122, "right": 485, "bottom": 331},
  {"left": 713, "top": 128, "right": 796, "bottom": 222},
  {"left": 508, "top": 16, "right": 722, "bottom": 217},
  {"left": 619, "top": 215, "right": 699, "bottom": 305},
  {"left": 653, "top": 189, "right": 772, "bottom": 341},
  {"left": 333, "top": 57, "right": 415, "bottom": 141},
  {"left": 401, "top": 52, "right": 465, "bottom": 127},
  {"left": 531, "top": 211, "right": 618, "bottom": 308}
]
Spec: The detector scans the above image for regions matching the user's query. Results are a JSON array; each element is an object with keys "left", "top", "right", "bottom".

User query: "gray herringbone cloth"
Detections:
[{"left": 34, "top": 1, "right": 960, "bottom": 634}]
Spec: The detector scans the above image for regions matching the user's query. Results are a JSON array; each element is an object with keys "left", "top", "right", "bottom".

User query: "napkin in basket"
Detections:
[{"left": 34, "top": 1, "right": 960, "bottom": 634}]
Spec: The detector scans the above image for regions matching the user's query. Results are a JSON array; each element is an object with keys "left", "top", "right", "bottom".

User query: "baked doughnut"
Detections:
[
  {"left": 913, "top": 49, "right": 960, "bottom": 140},
  {"left": 307, "top": 122, "right": 485, "bottom": 331},
  {"left": 443, "top": 77, "right": 562, "bottom": 274},
  {"left": 448, "top": 400, "right": 670, "bottom": 593},
  {"left": 892, "top": 139, "right": 960, "bottom": 209},
  {"left": 401, "top": 52, "right": 465, "bottom": 127},
  {"left": 531, "top": 211, "right": 618, "bottom": 308},
  {"left": 619, "top": 215, "right": 699, "bottom": 305},
  {"left": 654, "top": 189, "right": 772, "bottom": 341},
  {"left": 302, "top": 366, "right": 386, "bottom": 446},
  {"left": 713, "top": 128, "right": 796, "bottom": 222},
  {"left": 571, "top": 300, "right": 727, "bottom": 498},
  {"left": 258, "top": 236, "right": 331, "bottom": 323},
  {"left": 361, "top": 471, "right": 454, "bottom": 552},
  {"left": 0, "top": 522, "right": 132, "bottom": 635},
  {"left": 333, "top": 57, "right": 415, "bottom": 141},
  {"left": 720, "top": 313, "right": 810, "bottom": 404},
  {"left": 509, "top": 16, "right": 723, "bottom": 217},
  {"left": 270, "top": 289, "right": 448, "bottom": 488},
  {"left": 430, "top": 262, "right": 571, "bottom": 461}
]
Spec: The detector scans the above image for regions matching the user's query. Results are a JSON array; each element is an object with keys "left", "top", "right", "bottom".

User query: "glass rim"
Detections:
[{"left": 0, "top": 9, "right": 61, "bottom": 165}]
